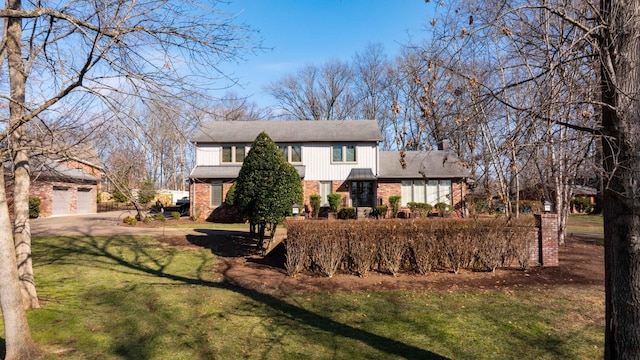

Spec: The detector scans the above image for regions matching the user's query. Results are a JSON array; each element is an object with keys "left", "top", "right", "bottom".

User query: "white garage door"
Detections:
[
  {"left": 52, "top": 187, "right": 71, "bottom": 216},
  {"left": 77, "top": 188, "right": 93, "bottom": 214}
]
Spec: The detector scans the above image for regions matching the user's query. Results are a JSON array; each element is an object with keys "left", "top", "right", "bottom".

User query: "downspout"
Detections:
[
  {"left": 375, "top": 141, "right": 380, "bottom": 205},
  {"left": 461, "top": 177, "right": 466, "bottom": 218}
]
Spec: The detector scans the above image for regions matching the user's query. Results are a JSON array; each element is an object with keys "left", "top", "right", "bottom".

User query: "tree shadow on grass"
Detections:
[{"left": 33, "top": 234, "right": 448, "bottom": 360}]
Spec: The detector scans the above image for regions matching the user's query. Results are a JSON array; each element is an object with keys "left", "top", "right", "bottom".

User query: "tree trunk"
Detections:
[
  {"left": 0, "top": 167, "right": 42, "bottom": 359},
  {"left": 602, "top": 0, "right": 640, "bottom": 358},
  {"left": 6, "top": 0, "right": 39, "bottom": 310},
  {"left": 13, "top": 132, "right": 39, "bottom": 310}
]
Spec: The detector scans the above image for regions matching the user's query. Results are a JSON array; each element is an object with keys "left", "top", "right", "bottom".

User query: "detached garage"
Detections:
[{"left": 26, "top": 154, "right": 102, "bottom": 218}]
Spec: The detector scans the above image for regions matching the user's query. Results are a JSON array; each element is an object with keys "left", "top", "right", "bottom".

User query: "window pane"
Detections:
[
  {"left": 427, "top": 180, "right": 439, "bottom": 205},
  {"left": 279, "top": 145, "right": 287, "bottom": 159},
  {"left": 291, "top": 145, "right": 302, "bottom": 162},
  {"left": 414, "top": 180, "right": 426, "bottom": 203},
  {"left": 401, "top": 180, "right": 413, "bottom": 206},
  {"left": 222, "top": 146, "right": 232, "bottom": 163},
  {"left": 235, "top": 146, "right": 245, "bottom": 162},
  {"left": 332, "top": 145, "right": 343, "bottom": 162},
  {"left": 439, "top": 180, "right": 452, "bottom": 204},
  {"left": 346, "top": 145, "right": 356, "bottom": 162},
  {"left": 211, "top": 182, "right": 223, "bottom": 206}
]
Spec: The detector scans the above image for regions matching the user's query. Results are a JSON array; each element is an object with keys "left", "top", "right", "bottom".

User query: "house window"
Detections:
[
  {"left": 222, "top": 145, "right": 246, "bottom": 163},
  {"left": 401, "top": 179, "right": 452, "bottom": 206},
  {"left": 320, "top": 181, "right": 332, "bottom": 206},
  {"left": 211, "top": 181, "right": 223, "bottom": 206},
  {"left": 332, "top": 145, "right": 356, "bottom": 162},
  {"left": 279, "top": 145, "right": 303, "bottom": 163}
]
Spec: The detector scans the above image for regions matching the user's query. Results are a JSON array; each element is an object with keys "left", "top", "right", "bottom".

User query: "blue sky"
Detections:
[{"left": 218, "top": 0, "right": 434, "bottom": 108}]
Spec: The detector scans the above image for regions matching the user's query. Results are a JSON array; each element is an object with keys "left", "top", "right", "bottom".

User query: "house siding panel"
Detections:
[
  {"left": 303, "top": 144, "right": 377, "bottom": 181},
  {"left": 196, "top": 145, "right": 220, "bottom": 166}
]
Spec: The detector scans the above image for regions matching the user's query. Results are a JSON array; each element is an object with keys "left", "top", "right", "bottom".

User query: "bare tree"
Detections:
[
  {"left": 419, "top": 0, "right": 639, "bottom": 356},
  {"left": 0, "top": 0, "right": 258, "bottom": 356},
  {"left": 352, "top": 43, "right": 395, "bottom": 145},
  {"left": 267, "top": 59, "right": 356, "bottom": 120},
  {"left": 211, "top": 91, "right": 273, "bottom": 121}
]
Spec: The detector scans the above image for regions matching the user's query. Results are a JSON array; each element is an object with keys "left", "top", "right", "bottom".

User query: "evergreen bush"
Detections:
[
  {"left": 327, "top": 193, "right": 341, "bottom": 212},
  {"left": 388, "top": 195, "right": 401, "bottom": 218},
  {"left": 29, "top": 197, "right": 41, "bottom": 219}
]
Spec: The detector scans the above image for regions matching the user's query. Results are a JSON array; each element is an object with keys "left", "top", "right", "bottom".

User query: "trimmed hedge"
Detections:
[{"left": 284, "top": 218, "right": 536, "bottom": 277}]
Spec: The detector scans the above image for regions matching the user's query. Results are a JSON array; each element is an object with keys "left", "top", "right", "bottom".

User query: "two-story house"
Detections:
[{"left": 188, "top": 120, "right": 470, "bottom": 220}]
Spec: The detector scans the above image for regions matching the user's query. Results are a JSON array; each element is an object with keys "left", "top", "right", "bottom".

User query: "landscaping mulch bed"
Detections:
[{"left": 155, "top": 231, "right": 604, "bottom": 294}]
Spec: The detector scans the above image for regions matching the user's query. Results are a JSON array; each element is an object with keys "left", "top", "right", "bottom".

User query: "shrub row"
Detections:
[{"left": 284, "top": 218, "right": 537, "bottom": 278}]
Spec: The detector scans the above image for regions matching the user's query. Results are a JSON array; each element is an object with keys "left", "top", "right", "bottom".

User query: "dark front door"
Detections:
[{"left": 350, "top": 181, "right": 375, "bottom": 207}]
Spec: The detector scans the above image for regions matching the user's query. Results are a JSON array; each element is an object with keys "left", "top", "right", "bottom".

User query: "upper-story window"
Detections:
[
  {"left": 279, "top": 145, "right": 302, "bottom": 163},
  {"left": 332, "top": 145, "right": 356, "bottom": 162},
  {"left": 222, "top": 145, "right": 247, "bottom": 163}
]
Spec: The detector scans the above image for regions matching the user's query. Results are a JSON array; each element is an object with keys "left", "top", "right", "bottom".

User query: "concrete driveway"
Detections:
[{"left": 30, "top": 210, "right": 194, "bottom": 237}]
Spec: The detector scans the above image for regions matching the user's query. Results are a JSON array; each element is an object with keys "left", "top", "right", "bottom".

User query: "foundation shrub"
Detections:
[
  {"left": 407, "top": 202, "right": 432, "bottom": 218},
  {"left": 309, "top": 194, "right": 321, "bottom": 218},
  {"left": 337, "top": 207, "right": 357, "bottom": 220},
  {"left": 374, "top": 205, "right": 388, "bottom": 219},
  {"left": 327, "top": 193, "right": 341, "bottom": 213},
  {"left": 434, "top": 202, "right": 450, "bottom": 217},
  {"left": 29, "top": 197, "right": 41, "bottom": 219},
  {"left": 388, "top": 196, "right": 401, "bottom": 218}
]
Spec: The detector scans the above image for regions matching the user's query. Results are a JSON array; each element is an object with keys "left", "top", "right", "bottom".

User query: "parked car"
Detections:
[{"left": 176, "top": 197, "right": 190, "bottom": 215}]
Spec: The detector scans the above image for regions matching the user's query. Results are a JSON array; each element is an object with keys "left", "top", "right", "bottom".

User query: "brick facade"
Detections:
[
  {"left": 196, "top": 178, "right": 470, "bottom": 220},
  {"left": 535, "top": 214, "right": 559, "bottom": 266}
]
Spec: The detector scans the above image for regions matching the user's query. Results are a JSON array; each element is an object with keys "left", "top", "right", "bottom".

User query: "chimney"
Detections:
[{"left": 438, "top": 139, "right": 450, "bottom": 151}]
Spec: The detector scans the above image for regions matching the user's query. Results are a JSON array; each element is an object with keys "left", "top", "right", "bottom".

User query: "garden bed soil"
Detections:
[{"left": 156, "top": 231, "right": 604, "bottom": 293}]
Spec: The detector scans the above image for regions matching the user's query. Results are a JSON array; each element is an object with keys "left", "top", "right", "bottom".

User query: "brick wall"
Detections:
[
  {"left": 535, "top": 214, "right": 559, "bottom": 266},
  {"left": 191, "top": 181, "right": 214, "bottom": 221}
]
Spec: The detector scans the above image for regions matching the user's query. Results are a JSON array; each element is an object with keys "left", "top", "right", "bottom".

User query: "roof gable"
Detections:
[{"left": 192, "top": 120, "right": 383, "bottom": 143}]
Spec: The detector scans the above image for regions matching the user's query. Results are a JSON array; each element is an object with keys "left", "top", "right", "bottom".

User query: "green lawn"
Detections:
[
  {"left": 4, "top": 235, "right": 604, "bottom": 359},
  {"left": 567, "top": 214, "right": 603, "bottom": 234}
]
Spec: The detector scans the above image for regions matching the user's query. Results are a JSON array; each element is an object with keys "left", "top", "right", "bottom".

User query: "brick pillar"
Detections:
[{"left": 535, "top": 214, "right": 559, "bottom": 266}]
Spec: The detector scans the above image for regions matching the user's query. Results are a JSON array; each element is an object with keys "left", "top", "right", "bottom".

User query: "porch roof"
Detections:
[{"left": 346, "top": 168, "right": 377, "bottom": 181}]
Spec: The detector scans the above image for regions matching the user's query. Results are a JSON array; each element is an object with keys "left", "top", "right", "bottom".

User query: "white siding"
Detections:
[
  {"left": 302, "top": 143, "right": 378, "bottom": 181},
  {"left": 194, "top": 141, "right": 379, "bottom": 181},
  {"left": 196, "top": 145, "right": 220, "bottom": 166}
]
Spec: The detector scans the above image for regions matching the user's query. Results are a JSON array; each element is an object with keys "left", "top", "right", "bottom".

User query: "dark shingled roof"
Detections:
[
  {"left": 346, "top": 168, "right": 377, "bottom": 181},
  {"left": 378, "top": 151, "right": 470, "bottom": 179},
  {"left": 190, "top": 165, "right": 305, "bottom": 179},
  {"left": 192, "top": 120, "right": 383, "bottom": 143}
]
